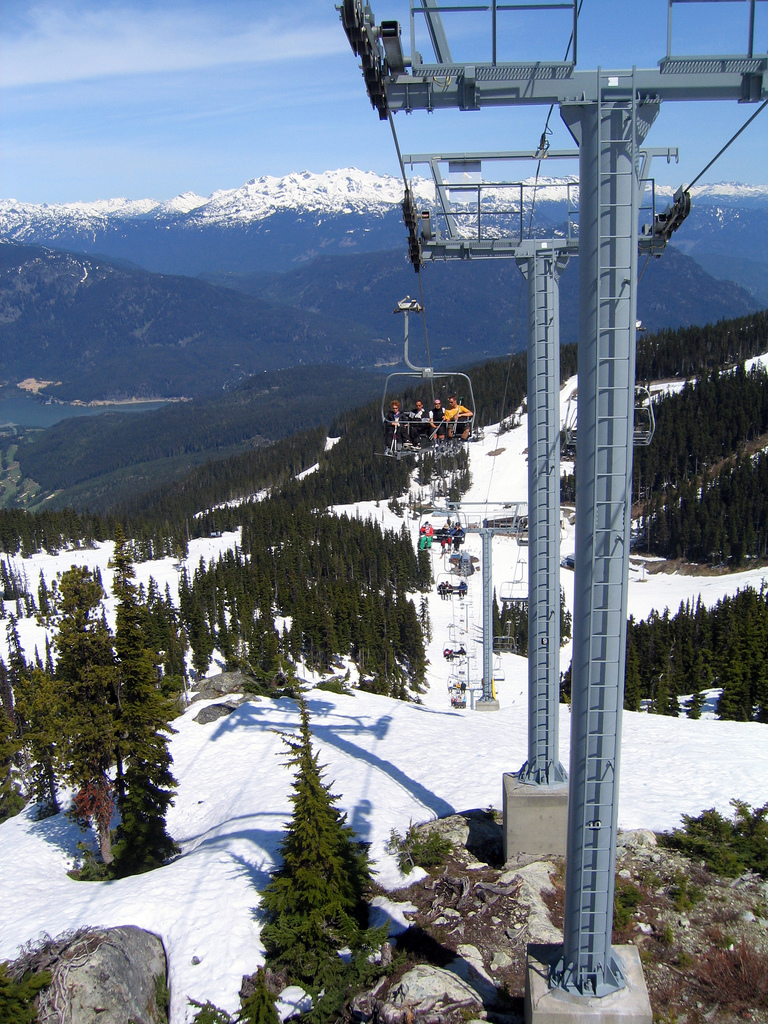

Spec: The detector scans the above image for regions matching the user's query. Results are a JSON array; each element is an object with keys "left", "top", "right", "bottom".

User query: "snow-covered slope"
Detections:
[{"left": 1, "top": 380, "right": 767, "bottom": 1022}]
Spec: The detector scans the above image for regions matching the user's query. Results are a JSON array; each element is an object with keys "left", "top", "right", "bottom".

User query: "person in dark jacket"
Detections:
[
  {"left": 430, "top": 398, "right": 447, "bottom": 441},
  {"left": 384, "top": 399, "right": 406, "bottom": 450},
  {"left": 409, "top": 399, "right": 431, "bottom": 444}
]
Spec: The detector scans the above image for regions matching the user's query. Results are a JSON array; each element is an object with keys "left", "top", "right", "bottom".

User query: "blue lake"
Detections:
[{"left": 0, "top": 395, "right": 169, "bottom": 429}]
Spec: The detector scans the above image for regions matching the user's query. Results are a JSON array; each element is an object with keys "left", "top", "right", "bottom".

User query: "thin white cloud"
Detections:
[{"left": 1, "top": 3, "right": 349, "bottom": 87}]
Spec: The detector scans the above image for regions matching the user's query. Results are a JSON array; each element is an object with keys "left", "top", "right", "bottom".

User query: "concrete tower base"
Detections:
[
  {"left": 525, "top": 944, "right": 652, "bottom": 1024},
  {"left": 475, "top": 698, "right": 500, "bottom": 712},
  {"left": 503, "top": 773, "right": 569, "bottom": 861}
]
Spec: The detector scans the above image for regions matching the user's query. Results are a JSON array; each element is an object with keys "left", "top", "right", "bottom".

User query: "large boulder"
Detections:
[
  {"left": 193, "top": 695, "right": 259, "bottom": 724},
  {"left": 387, "top": 963, "right": 484, "bottom": 1011},
  {"left": 26, "top": 926, "right": 168, "bottom": 1024},
  {"left": 499, "top": 861, "right": 562, "bottom": 944},
  {"left": 190, "top": 670, "right": 256, "bottom": 701}
]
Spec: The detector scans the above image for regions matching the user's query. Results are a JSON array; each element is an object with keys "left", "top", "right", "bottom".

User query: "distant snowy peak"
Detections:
[
  {"left": 0, "top": 170, "right": 434, "bottom": 238},
  {"left": 187, "top": 169, "right": 434, "bottom": 224},
  {"left": 654, "top": 181, "right": 768, "bottom": 204},
  {"left": 1, "top": 170, "right": 766, "bottom": 241},
  {"left": 0, "top": 196, "right": 158, "bottom": 239}
]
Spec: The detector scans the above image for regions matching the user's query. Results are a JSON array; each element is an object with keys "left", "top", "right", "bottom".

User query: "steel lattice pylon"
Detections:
[
  {"left": 517, "top": 245, "right": 568, "bottom": 787},
  {"left": 341, "top": 0, "right": 767, "bottom": 999}
]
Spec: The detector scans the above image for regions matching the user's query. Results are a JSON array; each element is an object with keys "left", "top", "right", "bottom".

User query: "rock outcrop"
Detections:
[
  {"left": 190, "top": 671, "right": 263, "bottom": 723},
  {"left": 14, "top": 926, "right": 168, "bottom": 1024}
]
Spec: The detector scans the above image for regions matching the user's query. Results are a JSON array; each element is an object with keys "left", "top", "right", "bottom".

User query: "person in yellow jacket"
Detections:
[{"left": 443, "top": 394, "right": 473, "bottom": 440}]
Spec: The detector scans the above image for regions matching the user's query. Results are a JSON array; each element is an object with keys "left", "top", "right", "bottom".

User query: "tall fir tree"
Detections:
[
  {"left": 0, "top": 667, "right": 24, "bottom": 824},
  {"left": 14, "top": 667, "right": 61, "bottom": 817},
  {"left": 110, "top": 527, "right": 179, "bottom": 876},
  {"left": 260, "top": 697, "right": 382, "bottom": 996},
  {"left": 54, "top": 566, "right": 117, "bottom": 864},
  {"left": 239, "top": 969, "right": 279, "bottom": 1024}
]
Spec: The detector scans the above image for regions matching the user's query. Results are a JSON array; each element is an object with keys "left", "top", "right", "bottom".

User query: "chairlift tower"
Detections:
[
  {"left": 463, "top": 505, "right": 527, "bottom": 708},
  {"left": 341, "top": 0, "right": 767, "bottom": 1005},
  {"left": 426, "top": 499, "right": 527, "bottom": 707},
  {"left": 402, "top": 149, "right": 577, "bottom": 775}
]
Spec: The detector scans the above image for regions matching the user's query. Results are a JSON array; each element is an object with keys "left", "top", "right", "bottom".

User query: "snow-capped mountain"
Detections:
[
  {"left": 0, "top": 170, "right": 431, "bottom": 236},
  {"left": 0, "top": 170, "right": 434, "bottom": 276},
  {"left": 4, "top": 169, "right": 768, "bottom": 234},
  {"left": 3, "top": 169, "right": 768, "bottom": 283},
  {"left": 3, "top": 170, "right": 767, "bottom": 238}
]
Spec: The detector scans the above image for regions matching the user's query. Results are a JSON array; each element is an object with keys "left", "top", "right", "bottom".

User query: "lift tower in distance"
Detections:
[
  {"left": 399, "top": 143, "right": 677, "bottom": 858},
  {"left": 400, "top": 149, "right": 578, "bottom": 849},
  {"left": 341, "top": 0, "right": 767, "bottom": 1017}
]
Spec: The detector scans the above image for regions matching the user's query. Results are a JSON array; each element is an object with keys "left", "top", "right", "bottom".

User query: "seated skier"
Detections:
[{"left": 443, "top": 395, "right": 473, "bottom": 441}]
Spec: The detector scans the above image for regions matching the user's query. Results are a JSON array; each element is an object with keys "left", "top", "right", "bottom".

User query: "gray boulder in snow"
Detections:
[
  {"left": 190, "top": 670, "right": 255, "bottom": 700},
  {"left": 194, "top": 697, "right": 258, "bottom": 724},
  {"left": 33, "top": 926, "right": 168, "bottom": 1024}
]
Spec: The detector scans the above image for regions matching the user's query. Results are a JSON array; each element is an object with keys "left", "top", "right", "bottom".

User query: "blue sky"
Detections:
[{"left": 2, "top": 0, "right": 767, "bottom": 203}]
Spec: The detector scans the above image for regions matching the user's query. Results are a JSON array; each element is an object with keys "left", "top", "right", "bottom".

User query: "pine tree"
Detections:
[
  {"left": 239, "top": 969, "right": 279, "bottom": 1024},
  {"left": 0, "top": 682, "right": 23, "bottom": 823},
  {"left": 260, "top": 697, "right": 381, "bottom": 994},
  {"left": 54, "top": 566, "right": 117, "bottom": 864},
  {"left": 0, "top": 962, "right": 52, "bottom": 1024},
  {"left": 110, "top": 528, "right": 179, "bottom": 876},
  {"left": 14, "top": 667, "right": 61, "bottom": 817}
]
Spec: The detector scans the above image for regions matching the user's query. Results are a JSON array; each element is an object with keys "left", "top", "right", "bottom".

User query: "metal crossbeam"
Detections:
[{"left": 386, "top": 65, "right": 765, "bottom": 113}]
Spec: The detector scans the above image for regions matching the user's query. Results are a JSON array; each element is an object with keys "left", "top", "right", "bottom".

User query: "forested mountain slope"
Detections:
[
  {"left": 0, "top": 233, "right": 759, "bottom": 406},
  {"left": 6, "top": 309, "right": 768, "bottom": 526},
  {"left": 209, "top": 244, "right": 759, "bottom": 355},
  {"left": 11, "top": 365, "right": 383, "bottom": 504},
  {"left": 634, "top": 361, "right": 768, "bottom": 566},
  {"left": 0, "top": 243, "right": 385, "bottom": 401}
]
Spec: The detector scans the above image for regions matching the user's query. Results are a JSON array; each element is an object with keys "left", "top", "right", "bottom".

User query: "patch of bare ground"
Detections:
[
  {"left": 364, "top": 812, "right": 768, "bottom": 1024},
  {"left": 631, "top": 556, "right": 768, "bottom": 577}
]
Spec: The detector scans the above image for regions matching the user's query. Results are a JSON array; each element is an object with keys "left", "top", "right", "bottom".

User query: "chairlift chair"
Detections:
[
  {"left": 499, "top": 579, "right": 528, "bottom": 608},
  {"left": 562, "top": 388, "right": 578, "bottom": 456},
  {"left": 448, "top": 551, "right": 477, "bottom": 576},
  {"left": 382, "top": 296, "right": 480, "bottom": 455},
  {"left": 449, "top": 683, "right": 468, "bottom": 708},
  {"left": 448, "top": 622, "right": 468, "bottom": 644},
  {"left": 633, "top": 386, "right": 656, "bottom": 446},
  {"left": 493, "top": 621, "right": 519, "bottom": 654},
  {"left": 435, "top": 573, "right": 469, "bottom": 600},
  {"left": 563, "top": 385, "right": 656, "bottom": 452}
]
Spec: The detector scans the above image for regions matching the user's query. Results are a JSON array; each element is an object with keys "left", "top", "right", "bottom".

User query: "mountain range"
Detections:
[
  {"left": 0, "top": 241, "right": 384, "bottom": 401},
  {"left": 2, "top": 169, "right": 768, "bottom": 300},
  {"left": 2, "top": 163, "right": 765, "bottom": 404}
]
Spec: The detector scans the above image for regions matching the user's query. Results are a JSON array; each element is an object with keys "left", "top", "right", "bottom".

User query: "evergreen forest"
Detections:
[
  {"left": 623, "top": 586, "right": 768, "bottom": 722},
  {"left": 1, "top": 304, "right": 768, "bottom": 848},
  {"left": 633, "top": 362, "right": 768, "bottom": 565}
]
